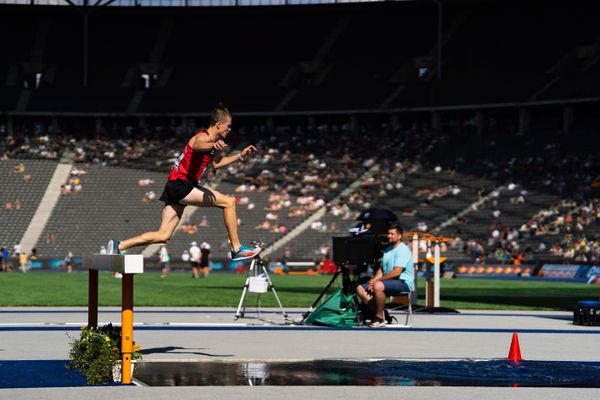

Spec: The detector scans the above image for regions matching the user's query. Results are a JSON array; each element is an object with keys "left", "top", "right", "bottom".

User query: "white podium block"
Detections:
[{"left": 83, "top": 254, "right": 144, "bottom": 274}]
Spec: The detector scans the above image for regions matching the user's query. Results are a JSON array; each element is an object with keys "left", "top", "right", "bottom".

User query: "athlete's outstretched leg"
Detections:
[
  {"left": 118, "top": 204, "right": 185, "bottom": 252},
  {"left": 220, "top": 195, "right": 241, "bottom": 251},
  {"left": 180, "top": 187, "right": 258, "bottom": 260},
  {"left": 180, "top": 187, "right": 240, "bottom": 250}
]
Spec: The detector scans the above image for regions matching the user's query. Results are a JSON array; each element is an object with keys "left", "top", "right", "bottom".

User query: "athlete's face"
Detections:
[{"left": 216, "top": 117, "right": 232, "bottom": 139}]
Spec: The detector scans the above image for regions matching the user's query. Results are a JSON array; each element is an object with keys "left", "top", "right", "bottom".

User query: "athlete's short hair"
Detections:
[
  {"left": 209, "top": 102, "right": 231, "bottom": 126},
  {"left": 389, "top": 224, "right": 403, "bottom": 235}
]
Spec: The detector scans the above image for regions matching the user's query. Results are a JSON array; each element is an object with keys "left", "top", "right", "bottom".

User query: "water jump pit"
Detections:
[{"left": 133, "top": 359, "right": 600, "bottom": 387}]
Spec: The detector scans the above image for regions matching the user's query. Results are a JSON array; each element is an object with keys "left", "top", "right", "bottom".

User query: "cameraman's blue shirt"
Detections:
[{"left": 382, "top": 242, "right": 414, "bottom": 291}]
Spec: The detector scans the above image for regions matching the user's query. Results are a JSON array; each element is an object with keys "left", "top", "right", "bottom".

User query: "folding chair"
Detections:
[{"left": 387, "top": 291, "right": 413, "bottom": 326}]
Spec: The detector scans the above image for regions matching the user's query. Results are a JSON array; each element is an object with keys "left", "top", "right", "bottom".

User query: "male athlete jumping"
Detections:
[{"left": 107, "top": 104, "right": 260, "bottom": 261}]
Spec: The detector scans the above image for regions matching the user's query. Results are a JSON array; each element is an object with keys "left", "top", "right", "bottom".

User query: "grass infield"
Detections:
[{"left": 0, "top": 272, "right": 598, "bottom": 310}]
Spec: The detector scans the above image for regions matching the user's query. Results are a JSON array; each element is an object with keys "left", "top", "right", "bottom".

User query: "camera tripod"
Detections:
[
  {"left": 234, "top": 245, "right": 288, "bottom": 321},
  {"left": 300, "top": 263, "right": 361, "bottom": 323}
]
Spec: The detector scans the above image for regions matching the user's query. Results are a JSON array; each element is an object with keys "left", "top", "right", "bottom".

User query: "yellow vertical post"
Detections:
[
  {"left": 88, "top": 269, "right": 98, "bottom": 328},
  {"left": 121, "top": 273, "right": 134, "bottom": 384}
]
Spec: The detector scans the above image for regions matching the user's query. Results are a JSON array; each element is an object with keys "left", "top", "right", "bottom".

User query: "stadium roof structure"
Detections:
[{"left": 0, "top": 0, "right": 398, "bottom": 7}]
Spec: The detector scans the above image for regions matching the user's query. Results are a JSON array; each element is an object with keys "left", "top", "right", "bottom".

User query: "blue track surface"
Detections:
[{"left": 0, "top": 360, "right": 122, "bottom": 388}]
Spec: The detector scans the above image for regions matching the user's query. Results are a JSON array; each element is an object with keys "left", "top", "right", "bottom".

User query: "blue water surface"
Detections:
[{"left": 134, "top": 359, "right": 600, "bottom": 387}]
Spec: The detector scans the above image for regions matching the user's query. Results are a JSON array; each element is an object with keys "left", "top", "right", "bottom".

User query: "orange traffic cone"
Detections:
[{"left": 508, "top": 332, "right": 523, "bottom": 362}]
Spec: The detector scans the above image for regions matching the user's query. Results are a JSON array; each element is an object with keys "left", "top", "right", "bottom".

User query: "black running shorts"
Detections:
[{"left": 159, "top": 179, "right": 195, "bottom": 206}]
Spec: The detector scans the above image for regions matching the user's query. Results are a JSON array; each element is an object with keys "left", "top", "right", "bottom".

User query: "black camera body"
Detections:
[{"left": 332, "top": 235, "right": 387, "bottom": 274}]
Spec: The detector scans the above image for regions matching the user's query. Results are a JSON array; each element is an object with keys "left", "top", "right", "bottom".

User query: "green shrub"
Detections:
[{"left": 68, "top": 324, "right": 141, "bottom": 384}]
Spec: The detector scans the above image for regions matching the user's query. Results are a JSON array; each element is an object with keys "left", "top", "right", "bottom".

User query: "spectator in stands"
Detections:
[
  {"left": 329, "top": 222, "right": 337, "bottom": 232},
  {"left": 143, "top": 191, "right": 156, "bottom": 202},
  {"left": 265, "top": 211, "right": 278, "bottom": 222},
  {"left": 72, "top": 177, "right": 82, "bottom": 192},
  {"left": 477, "top": 187, "right": 487, "bottom": 200},
  {"left": 106, "top": 104, "right": 260, "bottom": 261},
  {"left": 138, "top": 178, "right": 155, "bottom": 187},
  {"left": 255, "top": 220, "right": 271, "bottom": 230},
  {"left": 310, "top": 221, "right": 323, "bottom": 231},
  {"left": 198, "top": 215, "right": 209, "bottom": 227},
  {"left": 356, "top": 225, "right": 414, "bottom": 328},
  {"left": 70, "top": 167, "right": 87, "bottom": 176},
  {"left": 402, "top": 208, "right": 416, "bottom": 216}
]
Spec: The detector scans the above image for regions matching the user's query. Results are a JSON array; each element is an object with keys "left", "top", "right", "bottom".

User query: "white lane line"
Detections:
[{"left": 0, "top": 322, "right": 252, "bottom": 327}]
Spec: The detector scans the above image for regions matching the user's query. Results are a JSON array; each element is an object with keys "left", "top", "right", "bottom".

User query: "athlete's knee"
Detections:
[
  {"left": 220, "top": 195, "right": 236, "bottom": 208},
  {"left": 156, "top": 231, "right": 173, "bottom": 243}
]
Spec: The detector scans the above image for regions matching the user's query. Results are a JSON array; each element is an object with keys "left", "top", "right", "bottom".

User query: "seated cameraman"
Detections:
[{"left": 356, "top": 225, "right": 414, "bottom": 327}]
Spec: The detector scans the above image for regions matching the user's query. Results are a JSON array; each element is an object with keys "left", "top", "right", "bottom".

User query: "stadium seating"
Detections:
[
  {"left": 35, "top": 165, "right": 165, "bottom": 258},
  {"left": 0, "top": 159, "right": 58, "bottom": 250}
]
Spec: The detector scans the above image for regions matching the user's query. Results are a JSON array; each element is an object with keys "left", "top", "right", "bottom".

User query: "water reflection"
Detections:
[{"left": 134, "top": 359, "right": 600, "bottom": 387}]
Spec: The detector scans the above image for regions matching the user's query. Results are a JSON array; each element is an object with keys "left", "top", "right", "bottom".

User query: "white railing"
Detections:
[{"left": 0, "top": 0, "right": 389, "bottom": 7}]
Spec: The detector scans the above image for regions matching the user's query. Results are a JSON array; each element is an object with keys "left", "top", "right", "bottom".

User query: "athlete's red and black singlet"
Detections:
[{"left": 168, "top": 129, "right": 215, "bottom": 184}]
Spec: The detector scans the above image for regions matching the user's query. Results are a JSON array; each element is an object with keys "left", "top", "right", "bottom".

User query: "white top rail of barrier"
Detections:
[{"left": 83, "top": 254, "right": 144, "bottom": 274}]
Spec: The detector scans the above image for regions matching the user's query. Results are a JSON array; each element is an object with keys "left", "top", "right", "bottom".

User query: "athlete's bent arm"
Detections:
[
  {"left": 189, "top": 134, "right": 228, "bottom": 152},
  {"left": 212, "top": 145, "right": 257, "bottom": 169}
]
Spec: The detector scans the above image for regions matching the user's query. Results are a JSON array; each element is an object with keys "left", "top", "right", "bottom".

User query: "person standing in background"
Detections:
[
  {"left": 64, "top": 251, "right": 74, "bottom": 273},
  {"left": 181, "top": 249, "right": 190, "bottom": 263},
  {"left": 189, "top": 241, "right": 201, "bottom": 279},
  {"left": 1, "top": 247, "right": 13, "bottom": 272},
  {"left": 159, "top": 244, "right": 171, "bottom": 278},
  {"left": 200, "top": 242, "right": 212, "bottom": 278},
  {"left": 19, "top": 251, "right": 28, "bottom": 272}
]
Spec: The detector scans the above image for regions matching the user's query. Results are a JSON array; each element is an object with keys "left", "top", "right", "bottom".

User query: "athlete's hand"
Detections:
[
  {"left": 240, "top": 145, "right": 257, "bottom": 158},
  {"left": 212, "top": 140, "right": 229, "bottom": 151}
]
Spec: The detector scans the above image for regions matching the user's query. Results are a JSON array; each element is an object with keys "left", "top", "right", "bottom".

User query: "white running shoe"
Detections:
[{"left": 107, "top": 240, "right": 121, "bottom": 255}]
